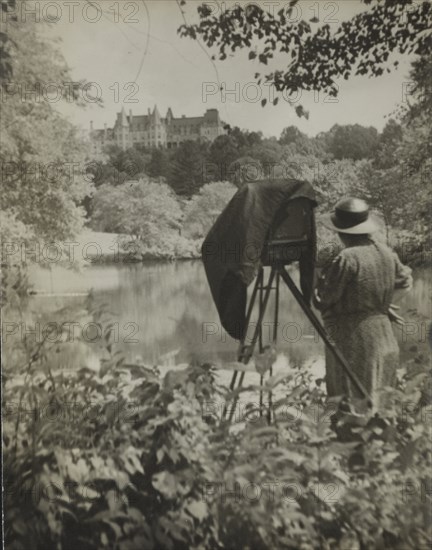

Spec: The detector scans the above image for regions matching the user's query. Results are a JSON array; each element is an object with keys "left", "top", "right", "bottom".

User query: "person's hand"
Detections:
[
  {"left": 312, "top": 287, "right": 321, "bottom": 309},
  {"left": 388, "top": 304, "right": 405, "bottom": 325}
]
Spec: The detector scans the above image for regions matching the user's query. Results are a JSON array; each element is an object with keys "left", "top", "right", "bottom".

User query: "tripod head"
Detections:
[{"left": 261, "top": 197, "right": 315, "bottom": 266}]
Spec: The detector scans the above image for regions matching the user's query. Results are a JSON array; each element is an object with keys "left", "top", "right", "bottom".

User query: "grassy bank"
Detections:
[{"left": 76, "top": 230, "right": 200, "bottom": 263}]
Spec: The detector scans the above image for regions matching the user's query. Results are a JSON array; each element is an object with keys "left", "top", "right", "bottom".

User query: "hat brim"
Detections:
[{"left": 321, "top": 213, "right": 381, "bottom": 234}]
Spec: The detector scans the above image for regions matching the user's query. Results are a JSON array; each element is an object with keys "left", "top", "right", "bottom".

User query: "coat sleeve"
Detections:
[
  {"left": 313, "top": 251, "right": 356, "bottom": 312},
  {"left": 393, "top": 253, "right": 413, "bottom": 290}
]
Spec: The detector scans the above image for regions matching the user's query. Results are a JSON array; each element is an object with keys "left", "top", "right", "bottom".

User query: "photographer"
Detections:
[{"left": 314, "top": 198, "right": 413, "bottom": 410}]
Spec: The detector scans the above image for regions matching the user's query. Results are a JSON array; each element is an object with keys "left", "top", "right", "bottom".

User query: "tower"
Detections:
[
  {"left": 151, "top": 105, "right": 166, "bottom": 147},
  {"left": 115, "top": 107, "right": 130, "bottom": 150}
]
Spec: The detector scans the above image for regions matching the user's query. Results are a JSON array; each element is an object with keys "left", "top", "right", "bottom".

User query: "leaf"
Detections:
[
  {"left": 248, "top": 51, "right": 257, "bottom": 60},
  {"left": 261, "top": 98, "right": 267, "bottom": 107},
  {"left": 127, "top": 507, "right": 145, "bottom": 522},
  {"left": 156, "top": 448, "right": 165, "bottom": 463},
  {"left": 251, "top": 426, "right": 279, "bottom": 439},
  {"left": 381, "top": 451, "right": 399, "bottom": 465},
  {"left": 152, "top": 471, "right": 177, "bottom": 499},
  {"left": 106, "top": 489, "right": 123, "bottom": 512},
  {"left": 270, "top": 447, "right": 306, "bottom": 466},
  {"left": 122, "top": 447, "right": 144, "bottom": 475},
  {"left": 85, "top": 487, "right": 100, "bottom": 500},
  {"left": 265, "top": 371, "right": 289, "bottom": 389},
  {"left": 64, "top": 457, "right": 89, "bottom": 484},
  {"left": 186, "top": 500, "right": 208, "bottom": 522},
  {"left": 295, "top": 105, "right": 309, "bottom": 119},
  {"left": 85, "top": 511, "right": 129, "bottom": 523}
]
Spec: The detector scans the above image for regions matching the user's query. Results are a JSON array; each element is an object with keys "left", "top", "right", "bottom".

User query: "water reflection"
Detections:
[{"left": 25, "top": 261, "right": 431, "bottom": 376}]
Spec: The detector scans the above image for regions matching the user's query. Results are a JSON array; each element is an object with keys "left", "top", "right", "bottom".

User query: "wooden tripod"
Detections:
[{"left": 223, "top": 264, "right": 372, "bottom": 424}]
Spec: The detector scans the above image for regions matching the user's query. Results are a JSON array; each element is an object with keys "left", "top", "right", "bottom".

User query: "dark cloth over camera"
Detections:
[{"left": 201, "top": 179, "right": 317, "bottom": 340}]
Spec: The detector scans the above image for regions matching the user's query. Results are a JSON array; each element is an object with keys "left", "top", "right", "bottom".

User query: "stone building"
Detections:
[{"left": 89, "top": 106, "right": 226, "bottom": 155}]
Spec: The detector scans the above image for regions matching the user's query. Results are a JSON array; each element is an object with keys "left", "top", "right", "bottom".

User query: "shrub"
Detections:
[
  {"left": 4, "top": 301, "right": 431, "bottom": 549},
  {"left": 182, "top": 181, "right": 237, "bottom": 240},
  {"left": 91, "top": 179, "right": 182, "bottom": 243}
]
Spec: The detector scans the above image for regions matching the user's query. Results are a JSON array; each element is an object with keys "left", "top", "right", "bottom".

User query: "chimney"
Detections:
[
  {"left": 90, "top": 121, "right": 94, "bottom": 131},
  {"left": 104, "top": 123, "right": 107, "bottom": 137},
  {"left": 148, "top": 108, "right": 151, "bottom": 116},
  {"left": 129, "top": 109, "right": 133, "bottom": 120}
]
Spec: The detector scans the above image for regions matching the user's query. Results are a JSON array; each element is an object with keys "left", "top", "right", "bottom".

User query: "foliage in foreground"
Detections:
[
  {"left": 3, "top": 300, "right": 432, "bottom": 550},
  {"left": 179, "top": 0, "right": 431, "bottom": 112}
]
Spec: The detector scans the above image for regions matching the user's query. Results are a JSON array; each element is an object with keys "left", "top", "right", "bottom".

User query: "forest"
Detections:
[{"left": 85, "top": 115, "right": 429, "bottom": 263}]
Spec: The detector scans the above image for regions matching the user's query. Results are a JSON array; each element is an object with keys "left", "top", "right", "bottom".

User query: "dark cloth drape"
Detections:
[{"left": 201, "top": 179, "right": 317, "bottom": 340}]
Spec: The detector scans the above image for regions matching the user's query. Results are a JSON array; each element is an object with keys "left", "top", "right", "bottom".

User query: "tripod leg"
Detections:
[
  {"left": 222, "top": 268, "right": 263, "bottom": 421},
  {"left": 277, "top": 266, "right": 372, "bottom": 405},
  {"left": 227, "top": 268, "right": 277, "bottom": 423},
  {"left": 267, "top": 271, "right": 280, "bottom": 424},
  {"left": 259, "top": 374, "right": 264, "bottom": 418},
  {"left": 259, "top": 264, "right": 264, "bottom": 417}
]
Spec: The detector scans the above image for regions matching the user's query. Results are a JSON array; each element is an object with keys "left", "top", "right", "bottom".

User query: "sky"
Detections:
[{"left": 42, "top": 0, "right": 415, "bottom": 138}]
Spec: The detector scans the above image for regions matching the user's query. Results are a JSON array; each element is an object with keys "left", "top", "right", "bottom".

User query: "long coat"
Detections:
[{"left": 314, "top": 237, "right": 412, "bottom": 408}]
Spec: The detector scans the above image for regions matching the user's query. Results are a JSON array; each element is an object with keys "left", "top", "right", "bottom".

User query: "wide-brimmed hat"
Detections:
[{"left": 322, "top": 197, "right": 380, "bottom": 234}]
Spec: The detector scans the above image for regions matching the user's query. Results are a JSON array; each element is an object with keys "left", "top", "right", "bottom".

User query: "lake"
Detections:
[{"left": 23, "top": 261, "right": 431, "bottom": 388}]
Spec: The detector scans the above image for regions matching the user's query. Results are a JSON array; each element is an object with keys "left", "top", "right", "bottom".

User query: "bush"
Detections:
[
  {"left": 182, "top": 181, "right": 237, "bottom": 240},
  {"left": 4, "top": 300, "right": 432, "bottom": 550},
  {"left": 91, "top": 179, "right": 182, "bottom": 238},
  {"left": 4, "top": 362, "right": 220, "bottom": 549},
  {"left": 136, "top": 233, "right": 201, "bottom": 261}
]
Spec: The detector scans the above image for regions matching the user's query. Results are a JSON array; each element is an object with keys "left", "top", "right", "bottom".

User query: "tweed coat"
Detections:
[{"left": 314, "top": 237, "right": 412, "bottom": 408}]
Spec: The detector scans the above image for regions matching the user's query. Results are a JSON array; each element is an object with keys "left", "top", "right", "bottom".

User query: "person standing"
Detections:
[{"left": 314, "top": 198, "right": 413, "bottom": 409}]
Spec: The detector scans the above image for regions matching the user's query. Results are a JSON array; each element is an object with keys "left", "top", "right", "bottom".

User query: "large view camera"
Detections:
[{"left": 261, "top": 197, "right": 315, "bottom": 266}]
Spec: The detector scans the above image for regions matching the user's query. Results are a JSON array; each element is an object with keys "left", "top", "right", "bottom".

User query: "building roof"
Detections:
[
  {"left": 129, "top": 115, "right": 149, "bottom": 124},
  {"left": 104, "top": 106, "right": 223, "bottom": 133},
  {"left": 171, "top": 116, "right": 205, "bottom": 126},
  {"left": 91, "top": 128, "right": 114, "bottom": 141}
]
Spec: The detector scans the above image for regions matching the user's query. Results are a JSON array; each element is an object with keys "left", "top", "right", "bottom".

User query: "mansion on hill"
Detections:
[{"left": 89, "top": 106, "right": 226, "bottom": 155}]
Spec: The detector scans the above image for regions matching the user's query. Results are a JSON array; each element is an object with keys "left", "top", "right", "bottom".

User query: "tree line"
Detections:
[
  {"left": 88, "top": 122, "right": 381, "bottom": 198},
  {"left": 86, "top": 97, "right": 430, "bottom": 265}
]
